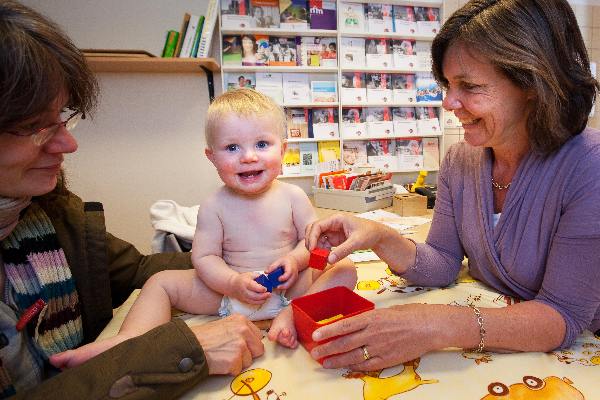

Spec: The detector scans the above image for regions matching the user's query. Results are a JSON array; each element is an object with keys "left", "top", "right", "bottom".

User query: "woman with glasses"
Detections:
[{"left": 0, "top": 1, "right": 263, "bottom": 399}]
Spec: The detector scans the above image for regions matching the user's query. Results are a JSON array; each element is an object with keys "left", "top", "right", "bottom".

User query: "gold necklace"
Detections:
[{"left": 491, "top": 178, "right": 511, "bottom": 190}]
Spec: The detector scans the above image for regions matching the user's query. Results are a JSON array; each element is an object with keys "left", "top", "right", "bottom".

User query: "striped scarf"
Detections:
[{"left": 0, "top": 203, "right": 83, "bottom": 397}]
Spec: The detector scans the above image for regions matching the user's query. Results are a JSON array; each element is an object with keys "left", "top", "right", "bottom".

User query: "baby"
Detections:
[{"left": 50, "top": 89, "right": 356, "bottom": 368}]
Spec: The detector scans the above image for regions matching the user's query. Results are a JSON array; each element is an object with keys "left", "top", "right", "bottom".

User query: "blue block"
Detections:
[
  {"left": 254, "top": 266, "right": 285, "bottom": 293},
  {"left": 254, "top": 274, "right": 274, "bottom": 292}
]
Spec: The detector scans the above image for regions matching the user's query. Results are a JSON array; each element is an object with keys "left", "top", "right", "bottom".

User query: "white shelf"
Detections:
[
  {"left": 342, "top": 101, "right": 442, "bottom": 107},
  {"left": 343, "top": 0, "right": 442, "bottom": 5},
  {"left": 279, "top": 173, "right": 316, "bottom": 178},
  {"left": 222, "top": 28, "right": 338, "bottom": 37},
  {"left": 340, "top": 67, "right": 432, "bottom": 73},
  {"left": 339, "top": 32, "right": 436, "bottom": 41},
  {"left": 343, "top": 134, "right": 442, "bottom": 140},
  {"left": 283, "top": 102, "right": 339, "bottom": 107},
  {"left": 287, "top": 137, "right": 341, "bottom": 143},
  {"left": 222, "top": 66, "right": 339, "bottom": 73}
]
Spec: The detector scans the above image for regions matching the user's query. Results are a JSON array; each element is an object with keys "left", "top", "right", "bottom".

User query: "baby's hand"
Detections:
[
  {"left": 265, "top": 256, "right": 299, "bottom": 290},
  {"left": 231, "top": 272, "right": 271, "bottom": 305}
]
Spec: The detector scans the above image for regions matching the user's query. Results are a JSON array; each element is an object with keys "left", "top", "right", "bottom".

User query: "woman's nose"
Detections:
[
  {"left": 43, "top": 124, "right": 78, "bottom": 154},
  {"left": 442, "top": 88, "right": 462, "bottom": 111}
]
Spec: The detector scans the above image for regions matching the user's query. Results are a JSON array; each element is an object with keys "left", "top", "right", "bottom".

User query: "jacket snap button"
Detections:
[{"left": 178, "top": 357, "right": 194, "bottom": 373}]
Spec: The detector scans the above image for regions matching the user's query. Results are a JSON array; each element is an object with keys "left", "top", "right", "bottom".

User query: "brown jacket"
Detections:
[{"left": 15, "top": 190, "right": 209, "bottom": 399}]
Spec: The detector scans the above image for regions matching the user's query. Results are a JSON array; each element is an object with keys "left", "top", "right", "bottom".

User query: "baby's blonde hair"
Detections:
[{"left": 205, "top": 89, "right": 286, "bottom": 147}]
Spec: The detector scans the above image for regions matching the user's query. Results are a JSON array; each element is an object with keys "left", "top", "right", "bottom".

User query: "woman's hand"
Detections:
[
  {"left": 230, "top": 272, "right": 271, "bottom": 305},
  {"left": 192, "top": 314, "right": 265, "bottom": 375},
  {"left": 265, "top": 255, "right": 299, "bottom": 290},
  {"left": 305, "top": 214, "right": 389, "bottom": 264},
  {"left": 310, "top": 304, "right": 443, "bottom": 370}
]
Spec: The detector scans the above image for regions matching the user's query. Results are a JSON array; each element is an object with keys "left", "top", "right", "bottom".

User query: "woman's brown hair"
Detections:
[{"left": 432, "top": 0, "right": 599, "bottom": 154}]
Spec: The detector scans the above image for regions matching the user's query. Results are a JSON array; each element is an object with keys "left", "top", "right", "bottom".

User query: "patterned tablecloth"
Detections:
[{"left": 100, "top": 261, "right": 599, "bottom": 400}]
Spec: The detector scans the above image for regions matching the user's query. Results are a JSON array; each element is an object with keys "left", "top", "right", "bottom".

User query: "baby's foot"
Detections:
[
  {"left": 49, "top": 334, "right": 130, "bottom": 369},
  {"left": 267, "top": 307, "right": 298, "bottom": 349}
]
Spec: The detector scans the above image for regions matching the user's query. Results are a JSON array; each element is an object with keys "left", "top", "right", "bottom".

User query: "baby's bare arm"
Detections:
[{"left": 287, "top": 185, "right": 318, "bottom": 270}]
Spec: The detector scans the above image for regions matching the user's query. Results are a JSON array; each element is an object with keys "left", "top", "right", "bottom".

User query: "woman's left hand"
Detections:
[{"left": 310, "top": 304, "right": 442, "bottom": 370}]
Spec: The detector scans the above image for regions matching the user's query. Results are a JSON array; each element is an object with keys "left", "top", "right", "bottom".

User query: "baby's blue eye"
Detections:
[
  {"left": 256, "top": 140, "right": 269, "bottom": 149},
  {"left": 226, "top": 144, "right": 239, "bottom": 152}
]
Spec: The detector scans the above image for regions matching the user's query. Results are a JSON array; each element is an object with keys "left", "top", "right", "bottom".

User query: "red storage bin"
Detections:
[{"left": 292, "top": 286, "right": 374, "bottom": 363}]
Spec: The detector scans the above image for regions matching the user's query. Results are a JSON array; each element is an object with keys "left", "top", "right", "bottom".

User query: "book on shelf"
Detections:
[
  {"left": 283, "top": 142, "right": 301, "bottom": 175},
  {"left": 312, "top": 108, "right": 339, "bottom": 139},
  {"left": 317, "top": 140, "right": 341, "bottom": 162},
  {"left": 341, "top": 107, "right": 367, "bottom": 138},
  {"left": 161, "top": 30, "right": 179, "bottom": 58},
  {"left": 267, "top": 36, "right": 297, "bottom": 66},
  {"left": 392, "top": 5, "right": 417, "bottom": 35},
  {"left": 395, "top": 137, "right": 424, "bottom": 170},
  {"left": 190, "top": 16, "right": 206, "bottom": 57},
  {"left": 282, "top": 73, "right": 311, "bottom": 104},
  {"left": 340, "top": 37, "right": 365, "bottom": 68},
  {"left": 342, "top": 141, "right": 368, "bottom": 171},
  {"left": 286, "top": 108, "right": 310, "bottom": 138},
  {"left": 221, "top": 0, "right": 252, "bottom": 28},
  {"left": 279, "top": 0, "right": 309, "bottom": 30},
  {"left": 310, "top": 80, "right": 337, "bottom": 103},
  {"left": 174, "top": 13, "right": 191, "bottom": 57},
  {"left": 250, "top": 0, "right": 280, "bottom": 28},
  {"left": 365, "top": 4, "right": 393, "bottom": 33},
  {"left": 255, "top": 72, "right": 284, "bottom": 104},
  {"left": 392, "top": 107, "right": 418, "bottom": 136},
  {"left": 415, "top": 106, "right": 441, "bottom": 136},
  {"left": 341, "top": 72, "right": 367, "bottom": 104},
  {"left": 415, "top": 41, "right": 433, "bottom": 70},
  {"left": 415, "top": 7, "right": 441, "bottom": 36},
  {"left": 423, "top": 137, "right": 440, "bottom": 170},
  {"left": 392, "top": 39, "right": 417, "bottom": 70},
  {"left": 180, "top": 14, "right": 202, "bottom": 58},
  {"left": 365, "top": 38, "right": 392, "bottom": 68},
  {"left": 197, "top": 0, "right": 219, "bottom": 57},
  {"left": 340, "top": 2, "right": 365, "bottom": 32},
  {"left": 366, "top": 73, "right": 392, "bottom": 104},
  {"left": 309, "top": 0, "right": 336, "bottom": 30},
  {"left": 300, "top": 142, "right": 319, "bottom": 174},
  {"left": 366, "top": 107, "right": 393, "bottom": 137},
  {"left": 297, "top": 37, "right": 337, "bottom": 67},
  {"left": 226, "top": 73, "right": 256, "bottom": 90},
  {"left": 416, "top": 73, "right": 443, "bottom": 102},
  {"left": 392, "top": 73, "right": 417, "bottom": 103},
  {"left": 222, "top": 35, "right": 242, "bottom": 65}
]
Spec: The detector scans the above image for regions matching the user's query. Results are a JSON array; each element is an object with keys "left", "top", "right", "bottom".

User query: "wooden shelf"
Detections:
[{"left": 86, "top": 57, "right": 220, "bottom": 73}]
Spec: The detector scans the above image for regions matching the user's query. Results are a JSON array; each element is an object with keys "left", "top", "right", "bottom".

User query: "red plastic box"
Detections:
[{"left": 292, "top": 286, "right": 375, "bottom": 362}]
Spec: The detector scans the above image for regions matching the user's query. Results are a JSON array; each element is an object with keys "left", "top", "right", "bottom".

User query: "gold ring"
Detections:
[{"left": 361, "top": 345, "right": 371, "bottom": 361}]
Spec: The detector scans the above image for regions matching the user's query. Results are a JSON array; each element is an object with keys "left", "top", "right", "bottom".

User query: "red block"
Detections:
[
  {"left": 292, "top": 286, "right": 374, "bottom": 364},
  {"left": 308, "top": 247, "right": 329, "bottom": 270}
]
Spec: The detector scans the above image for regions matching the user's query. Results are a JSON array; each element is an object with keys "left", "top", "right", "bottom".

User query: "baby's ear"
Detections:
[
  {"left": 281, "top": 140, "right": 287, "bottom": 156},
  {"left": 205, "top": 147, "right": 214, "bottom": 162}
]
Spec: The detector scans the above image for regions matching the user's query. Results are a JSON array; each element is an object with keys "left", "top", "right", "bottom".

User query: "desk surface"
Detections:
[{"left": 100, "top": 208, "right": 599, "bottom": 400}]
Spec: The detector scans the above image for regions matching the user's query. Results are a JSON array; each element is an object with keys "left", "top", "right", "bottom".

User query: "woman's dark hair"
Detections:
[
  {"left": 0, "top": 0, "right": 98, "bottom": 131},
  {"left": 432, "top": 0, "right": 599, "bottom": 154}
]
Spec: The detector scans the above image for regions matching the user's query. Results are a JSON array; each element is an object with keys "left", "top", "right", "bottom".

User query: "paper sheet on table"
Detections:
[{"left": 356, "top": 209, "right": 431, "bottom": 231}]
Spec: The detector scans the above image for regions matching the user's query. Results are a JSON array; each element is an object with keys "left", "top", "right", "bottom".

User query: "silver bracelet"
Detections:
[{"left": 469, "top": 305, "right": 486, "bottom": 353}]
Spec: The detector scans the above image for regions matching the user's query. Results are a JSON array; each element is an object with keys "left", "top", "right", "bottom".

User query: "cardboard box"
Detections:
[
  {"left": 392, "top": 193, "right": 428, "bottom": 216},
  {"left": 313, "top": 184, "right": 394, "bottom": 212}
]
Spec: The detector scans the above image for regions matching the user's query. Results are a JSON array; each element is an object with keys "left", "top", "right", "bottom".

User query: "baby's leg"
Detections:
[
  {"left": 50, "top": 270, "right": 222, "bottom": 369},
  {"left": 268, "top": 259, "right": 357, "bottom": 348}
]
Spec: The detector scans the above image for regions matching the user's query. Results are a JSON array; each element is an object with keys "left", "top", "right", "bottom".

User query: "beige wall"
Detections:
[{"left": 20, "top": 0, "right": 600, "bottom": 253}]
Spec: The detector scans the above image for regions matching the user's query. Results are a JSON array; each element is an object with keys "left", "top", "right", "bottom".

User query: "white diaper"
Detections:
[{"left": 218, "top": 292, "right": 290, "bottom": 321}]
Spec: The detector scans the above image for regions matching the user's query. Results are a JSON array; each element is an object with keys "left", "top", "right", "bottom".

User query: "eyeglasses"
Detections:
[{"left": 4, "top": 110, "right": 83, "bottom": 146}]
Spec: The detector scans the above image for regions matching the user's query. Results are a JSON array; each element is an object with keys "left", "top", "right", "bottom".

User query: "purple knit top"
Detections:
[{"left": 403, "top": 128, "right": 600, "bottom": 348}]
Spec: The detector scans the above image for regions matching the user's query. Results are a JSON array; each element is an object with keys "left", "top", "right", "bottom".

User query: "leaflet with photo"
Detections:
[
  {"left": 341, "top": 72, "right": 367, "bottom": 104},
  {"left": 250, "top": 0, "right": 280, "bottom": 28},
  {"left": 297, "top": 37, "right": 337, "bottom": 67},
  {"left": 340, "top": 37, "right": 366, "bottom": 68},
  {"left": 366, "top": 138, "right": 393, "bottom": 156},
  {"left": 309, "top": 0, "right": 337, "bottom": 30},
  {"left": 341, "top": 107, "right": 367, "bottom": 139},
  {"left": 222, "top": 0, "right": 252, "bottom": 28},
  {"left": 317, "top": 140, "right": 341, "bottom": 163},
  {"left": 392, "top": 107, "right": 418, "bottom": 137},
  {"left": 222, "top": 35, "right": 242, "bottom": 66},
  {"left": 392, "top": 73, "right": 417, "bottom": 104},
  {"left": 395, "top": 137, "right": 423, "bottom": 170},
  {"left": 366, "top": 73, "right": 393, "bottom": 104},
  {"left": 392, "top": 5, "right": 416, "bottom": 35},
  {"left": 392, "top": 39, "right": 417, "bottom": 70},
  {"left": 267, "top": 37, "right": 297, "bottom": 66},
  {"left": 299, "top": 142, "right": 319, "bottom": 174},
  {"left": 365, "top": 38, "right": 392, "bottom": 68},
  {"left": 365, "top": 4, "right": 393, "bottom": 33},
  {"left": 280, "top": 0, "right": 309, "bottom": 30},
  {"left": 310, "top": 80, "right": 338, "bottom": 103},
  {"left": 340, "top": 2, "right": 365, "bottom": 32},
  {"left": 366, "top": 107, "right": 394, "bottom": 137},
  {"left": 312, "top": 108, "right": 339, "bottom": 139},
  {"left": 283, "top": 73, "right": 310, "bottom": 104},
  {"left": 415, "top": 41, "right": 432, "bottom": 70},
  {"left": 416, "top": 72, "right": 442, "bottom": 102},
  {"left": 423, "top": 137, "right": 440, "bottom": 170},
  {"left": 255, "top": 72, "right": 283, "bottom": 104},
  {"left": 240, "top": 34, "right": 266, "bottom": 66},
  {"left": 416, "top": 106, "right": 441, "bottom": 136},
  {"left": 282, "top": 142, "right": 301, "bottom": 175},
  {"left": 414, "top": 7, "right": 441, "bottom": 36},
  {"left": 286, "top": 108, "right": 309, "bottom": 138},
  {"left": 342, "top": 141, "right": 368, "bottom": 171},
  {"left": 226, "top": 73, "right": 256, "bottom": 90}
]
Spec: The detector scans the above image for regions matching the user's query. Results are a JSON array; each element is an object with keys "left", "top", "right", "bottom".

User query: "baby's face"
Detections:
[{"left": 206, "top": 115, "right": 283, "bottom": 196}]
